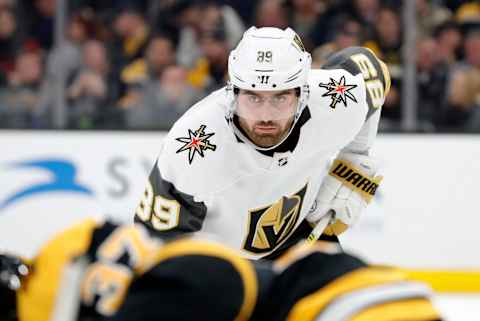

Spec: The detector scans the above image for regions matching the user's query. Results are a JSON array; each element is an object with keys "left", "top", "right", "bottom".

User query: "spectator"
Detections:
[
  {"left": 70, "top": 0, "right": 149, "bottom": 18},
  {"left": 218, "top": 0, "right": 257, "bottom": 25},
  {"left": 174, "top": 1, "right": 207, "bottom": 68},
  {"left": 152, "top": 0, "right": 203, "bottom": 50},
  {"left": 0, "top": 0, "right": 15, "bottom": 8},
  {"left": 144, "top": 35, "right": 176, "bottom": 77},
  {"left": 118, "top": 35, "right": 176, "bottom": 111},
  {"left": 0, "top": 50, "right": 44, "bottom": 128},
  {"left": 365, "top": 6, "right": 402, "bottom": 66},
  {"left": 198, "top": 29, "right": 230, "bottom": 91},
  {"left": 455, "top": 1, "right": 480, "bottom": 25},
  {"left": 169, "top": 1, "right": 244, "bottom": 91},
  {"left": 26, "top": 0, "right": 56, "bottom": 50},
  {"left": 0, "top": 0, "right": 476, "bottom": 133},
  {"left": 434, "top": 21, "right": 463, "bottom": 64},
  {"left": 124, "top": 65, "right": 203, "bottom": 130},
  {"left": 200, "top": 1, "right": 245, "bottom": 48},
  {"left": 416, "top": 37, "right": 449, "bottom": 131},
  {"left": 121, "top": 35, "right": 176, "bottom": 86},
  {"left": 254, "top": 0, "right": 289, "bottom": 30},
  {"left": 416, "top": 0, "right": 452, "bottom": 37},
  {"left": 0, "top": 7, "right": 23, "bottom": 76},
  {"left": 174, "top": 1, "right": 244, "bottom": 68},
  {"left": 310, "top": 0, "right": 379, "bottom": 52},
  {"left": 312, "top": 17, "right": 363, "bottom": 67},
  {"left": 444, "top": 68, "right": 480, "bottom": 131},
  {"left": 365, "top": 6, "right": 403, "bottom": 125},
  {"left": 350, "top": 0, "right": 380, "bottom": 39},
  {"left": 443, "top": 29, "right": 480, "bottom": 131},
  {"left": 454, "top": 2, "right": 480, "bottom": 47},
  {"left": 110, "top": 5, "right": 150, "bottom": 71},
  {"left": 289, "top": 0, "right": 326, "bottom": 48},
  {"left": 64, "top": 40, "right": 120, "bottom": 129},
  {"left": 44, "top": 12, "right": 94, "bottom": 83}
]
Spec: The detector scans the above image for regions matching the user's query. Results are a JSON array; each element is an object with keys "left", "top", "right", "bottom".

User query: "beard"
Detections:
[{"left": 238, "top": 118, "right": 294, "bottom": 148}]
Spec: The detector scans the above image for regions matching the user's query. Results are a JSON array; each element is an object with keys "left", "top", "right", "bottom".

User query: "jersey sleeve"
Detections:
[
  {"left": 109, "top": 238, "right": 258, "bottom": 321},
  {"left": 133, "top": 90, "right": 228, "bottom": 238},
  {"left": 322, "top": 46, "right": 391, "bottom": 119},
  {"left": 257, "top": 243, "right": 442, "bottom": 321},
  {"left": 322, "top": 46, "right": 390, "bottom": 153},
  {"left": 81, "top": 221, "right": 258, "bottom": 321},
  {"left": 133, "top": 159, "right": 207, "bottom": 238}
]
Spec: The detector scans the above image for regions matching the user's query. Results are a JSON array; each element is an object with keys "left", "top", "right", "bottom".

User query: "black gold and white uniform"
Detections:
[
  {"left": 0, "top": 219, "right": 442, "bottom": 321},
  {"left": 10, "top": 219, "right": 258, "bottom": 321},
  {"left": 135, "top": 46, "right": 391, "bottom": 259}
]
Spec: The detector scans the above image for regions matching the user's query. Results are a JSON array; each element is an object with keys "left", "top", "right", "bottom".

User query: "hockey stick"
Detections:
[{"left": 305, "top": 210, "right": 335, "bottom": 244}]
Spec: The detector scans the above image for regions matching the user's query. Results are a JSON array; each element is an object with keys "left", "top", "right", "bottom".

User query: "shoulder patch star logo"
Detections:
[
  {"left": 319, "top": 76, "right": 358, "bottom": 109},
  {"left": 176, "top": 125, "right": 217, "bottom": 164}
]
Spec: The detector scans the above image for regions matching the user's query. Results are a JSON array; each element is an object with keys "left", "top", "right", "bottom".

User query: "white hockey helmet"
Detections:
[{"left": 226, "top": 27, "right": 311, "bottom": 123}]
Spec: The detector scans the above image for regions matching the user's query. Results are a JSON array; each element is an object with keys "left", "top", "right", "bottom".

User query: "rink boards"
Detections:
[{"left": 0, "top": 131, "right": 479, "bottom": 319}]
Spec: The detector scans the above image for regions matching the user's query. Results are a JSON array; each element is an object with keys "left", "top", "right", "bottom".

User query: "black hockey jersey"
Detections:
[{"left": 3, "top": 218, "right": 441, "bottom": 321}]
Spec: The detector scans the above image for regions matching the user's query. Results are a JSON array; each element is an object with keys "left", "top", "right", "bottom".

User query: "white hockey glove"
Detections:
[{"left": 307, "top": 151, "right": 382, "bottom": 236}]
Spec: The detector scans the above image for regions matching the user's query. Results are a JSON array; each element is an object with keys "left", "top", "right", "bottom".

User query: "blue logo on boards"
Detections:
[{"left": 0, "top": 159, "right": 93, "bottom": 210}]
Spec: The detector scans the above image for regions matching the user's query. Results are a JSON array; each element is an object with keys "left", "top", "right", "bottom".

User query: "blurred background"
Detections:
[
  {"left": 0, "top": 0, "right": 479, "bottom": 132},
  {"left": 1, "top": 1, "right": 480, "bottom": 319}
]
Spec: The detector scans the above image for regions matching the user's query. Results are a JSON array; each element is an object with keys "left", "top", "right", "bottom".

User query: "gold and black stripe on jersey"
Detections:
[
  {"left": 250, "top": 242, "right": 364, "bottom": 321},
  {"left": 134, "top": 161, "right": 207, "bottom": 237},
  {"left": 16, "top": 219, "right": 259, "bottom": 321},
  {"left": 83, "top": 221, "right": 258, "bottom": 321},
  {"left": 88, "top": 221, "right": 260, "bottom": 321},
  {"left": 104, "top": 237, "right": 259, "bottom": 321},
  {"left": 16, "top": 218, "right": 99, "bottom": 321},
  {"left": 258, "top": 243, "right": 441, "bottom": 321},
  {"left": 285, "top": 268, "right": 441, "bottom": 321},
  {"left": 322, "top": 46, "right": 391, "bottom": 119}
]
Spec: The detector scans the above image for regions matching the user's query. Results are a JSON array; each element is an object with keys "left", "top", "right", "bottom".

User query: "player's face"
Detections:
[{"left": 236, "top": 89, "right": 297, "bottom": 148}]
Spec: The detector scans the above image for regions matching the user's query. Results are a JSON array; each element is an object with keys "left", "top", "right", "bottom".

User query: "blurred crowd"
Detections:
[{"left": 0, "top": 0, "right": 479, "bottom": 132}]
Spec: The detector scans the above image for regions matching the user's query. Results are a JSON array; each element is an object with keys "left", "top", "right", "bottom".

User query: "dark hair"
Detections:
[
  {"left": 433, "top": 20, "right": 460, "bottom": 38},
  {"left": 147, "top": 33, "right": 176, "bottom": 49},
  {"left": 201, "top": 28, "right": 227, "bottom": 42}
]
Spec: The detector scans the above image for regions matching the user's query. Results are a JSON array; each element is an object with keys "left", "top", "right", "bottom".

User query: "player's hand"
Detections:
[{"left": 307, "top": 152, "right": 382, "bottom": 235}]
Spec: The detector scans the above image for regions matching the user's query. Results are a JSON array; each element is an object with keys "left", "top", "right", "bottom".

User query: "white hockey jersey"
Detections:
[{"left": 135, "top": 47, "right": 390, "bottom": 259}]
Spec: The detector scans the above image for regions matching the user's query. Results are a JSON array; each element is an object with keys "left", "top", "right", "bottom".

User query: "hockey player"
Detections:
[
  {"left": 134, "top": 26, "right": 390, "bottom": 259},
  {"left": 0, "top": 218, "right": 442, "bottom": 321}
]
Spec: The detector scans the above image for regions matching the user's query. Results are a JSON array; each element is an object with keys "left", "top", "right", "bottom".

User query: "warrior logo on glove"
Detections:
[{"left": 330, "top": 159, "right": 382, "bottom": 203}]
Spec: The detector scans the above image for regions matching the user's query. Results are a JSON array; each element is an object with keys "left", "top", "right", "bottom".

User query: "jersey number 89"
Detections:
[{"left": 135, "top": 181, "right": 180, "bottom": 231}]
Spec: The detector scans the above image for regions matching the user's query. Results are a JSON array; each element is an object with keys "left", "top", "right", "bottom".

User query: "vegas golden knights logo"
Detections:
[
  {"left": 293, "top": 34, "right": 305, "bottom": 52},
  {"left": 243, "top": 184, "right": 308, "bottom": 254}
]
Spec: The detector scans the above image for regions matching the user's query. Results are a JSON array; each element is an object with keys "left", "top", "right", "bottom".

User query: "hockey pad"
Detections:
[{"left": 308, "top": 152, "right": 382, "bottom": 235}]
